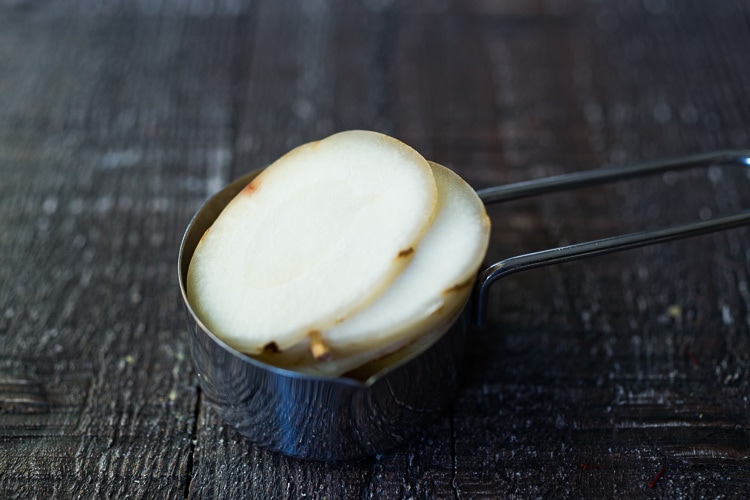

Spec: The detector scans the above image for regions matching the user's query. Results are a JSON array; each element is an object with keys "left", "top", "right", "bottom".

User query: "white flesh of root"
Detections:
[
  {"left": 187, "top": 130, "right": 438, "bottom": 354},
  {"left": 256, "top": 161, "right": 491, "bottom": 377}
]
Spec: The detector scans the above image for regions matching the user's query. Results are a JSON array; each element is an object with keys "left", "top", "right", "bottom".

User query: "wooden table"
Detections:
[{"left": 2, "top": 1, "right": 749, "bottom": 497}]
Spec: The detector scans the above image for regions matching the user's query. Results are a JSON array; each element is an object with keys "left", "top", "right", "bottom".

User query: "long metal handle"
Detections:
[{"left": 473, "top": 150, "right": 750, "bottom": 325}]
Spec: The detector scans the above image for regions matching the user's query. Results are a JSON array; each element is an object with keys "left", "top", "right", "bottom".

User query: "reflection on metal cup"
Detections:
[{"left": 178, "top": 170, "right": 468, "bottom": 460}]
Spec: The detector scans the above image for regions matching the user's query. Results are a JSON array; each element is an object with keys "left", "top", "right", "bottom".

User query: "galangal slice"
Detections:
[
  {"left": 258, "top": 161, "right": 490, "bottom": 376},
  {"left": 187, "top": 130, "right": 438, "bottom": 354}
]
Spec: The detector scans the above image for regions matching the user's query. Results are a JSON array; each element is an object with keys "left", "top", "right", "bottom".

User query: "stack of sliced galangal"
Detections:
[{"left": 187, "top": 130, "right": 490, "bottom": 377}]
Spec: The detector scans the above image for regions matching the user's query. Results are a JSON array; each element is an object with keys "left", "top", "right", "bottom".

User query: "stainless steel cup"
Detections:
[{"left": 179, "top": 150, "right": 750, "bottom": 460}]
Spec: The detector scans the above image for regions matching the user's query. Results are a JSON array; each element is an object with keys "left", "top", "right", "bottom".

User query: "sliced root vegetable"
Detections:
[
  {"left": 323, "top": 162, "right": 490, "bottom": 350},
  {"left": 257, "top": 161, "right": 491, "bottom": 376},
  {"left": 187, "top": 130, "right": 438, "bottom": 354},
  {"left": 256, "top": 280, "right": 470, "bottom": 378}
]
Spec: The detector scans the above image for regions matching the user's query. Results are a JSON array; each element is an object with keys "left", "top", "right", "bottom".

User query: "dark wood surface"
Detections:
[{"left": 1, "top": 0, "right": 749, "bottom": 497}]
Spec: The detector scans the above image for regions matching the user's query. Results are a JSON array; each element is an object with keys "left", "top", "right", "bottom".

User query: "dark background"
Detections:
[{"left": 1, "top": 0, "right": 749, "bottom": 497}]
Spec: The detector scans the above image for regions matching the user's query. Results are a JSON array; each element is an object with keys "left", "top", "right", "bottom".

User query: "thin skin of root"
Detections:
[{"left": 309, "top": 331, "right": 332, "bottom": 361}]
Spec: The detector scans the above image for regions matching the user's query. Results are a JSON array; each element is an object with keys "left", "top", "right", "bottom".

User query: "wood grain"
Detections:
[{"left": 1, "top": 0, "right": 748, "bottom": 497}]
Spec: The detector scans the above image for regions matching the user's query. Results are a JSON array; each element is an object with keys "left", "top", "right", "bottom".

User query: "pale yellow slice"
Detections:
[
  {"left": 258, "top": 161, "right": 490, "bottom": 376},
  {"left": 187, "top": 130, "right": 438, "bottom": 354}
]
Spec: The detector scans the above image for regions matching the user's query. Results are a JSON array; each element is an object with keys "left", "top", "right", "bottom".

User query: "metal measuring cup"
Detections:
[{"left": 178, "top": 150, "right": 750, "bottom": 460}]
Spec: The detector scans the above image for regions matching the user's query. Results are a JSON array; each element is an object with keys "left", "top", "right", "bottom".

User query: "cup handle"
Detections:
[{"left": 473, "top": 150, "right": 750, "bottom": 325}]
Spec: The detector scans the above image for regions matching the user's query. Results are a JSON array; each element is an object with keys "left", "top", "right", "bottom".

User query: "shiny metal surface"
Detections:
[
  {"left": 474, "top": 150, "right": 750, "bottom": 323},
  {"left": 178, "top": 150, "right": 750, "bottom": 460},
  {"left": 179, "top": 171, "right": 465, "bottom": 460},
  {"left": 185, "top": 309, "right": 466, "bottom": 460}
]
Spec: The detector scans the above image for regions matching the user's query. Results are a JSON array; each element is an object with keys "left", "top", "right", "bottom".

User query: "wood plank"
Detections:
[
  {"left": 449, "top": 1, "right": 750, "bottom": 497},
  {"left": 0, "top": 4, "right": 239, "bottom": 498},
  {"left": 0, "top": 0, "right": 748, "bottom": 498}
]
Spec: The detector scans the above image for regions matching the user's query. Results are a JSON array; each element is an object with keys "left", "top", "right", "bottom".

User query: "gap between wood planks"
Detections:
[{"left": 183, "top": 387, "right": 203, "bottom": 498}]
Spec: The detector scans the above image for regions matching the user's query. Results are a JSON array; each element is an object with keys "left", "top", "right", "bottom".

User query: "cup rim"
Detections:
[{"left": 177, "top": 168, "right": 466, "bottom": 388}]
